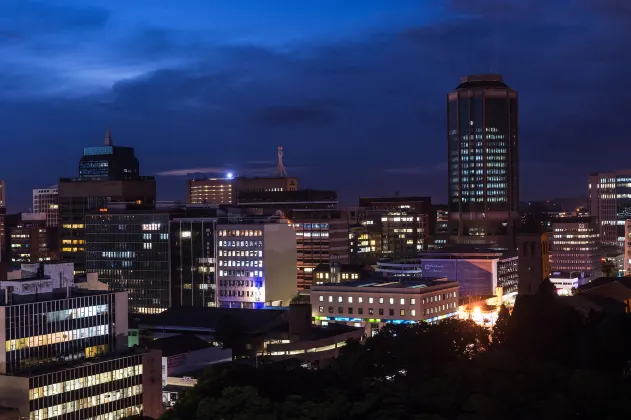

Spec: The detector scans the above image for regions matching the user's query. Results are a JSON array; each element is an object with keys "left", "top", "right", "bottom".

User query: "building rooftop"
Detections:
[
  {"left": 578, "top": 277, "right": 631, "bottom": 293},
  {"left": 456, "top": 74, "right": 509, "bottom": 89},
  {"left": 138, "top": 306, "right": 288, "bottom": 334},
  {"left": 312, "top": 278, "right": 453, "bottom": 289},
  {"left": 148, "top": 333, "right": 213, "bottom": 357},
  {"left": 0, "top": 287, "right": 116, "bottom": 306}
]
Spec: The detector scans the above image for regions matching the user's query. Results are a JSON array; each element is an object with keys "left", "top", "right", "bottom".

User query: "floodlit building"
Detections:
[
  {"left": 217, "top": 222, "right": 297, "bottom": 308},
  {"left": 311, "top": 279, "right": 459, "bottom": 335}
]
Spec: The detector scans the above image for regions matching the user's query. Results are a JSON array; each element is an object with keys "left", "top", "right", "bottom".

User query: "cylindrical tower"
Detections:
[{"left": 447, "top": 74, "right": 519, "bottom": 249}]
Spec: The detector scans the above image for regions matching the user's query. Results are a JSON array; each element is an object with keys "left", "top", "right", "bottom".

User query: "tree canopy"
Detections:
[{"left": 160, "top": 293, "right": 631, "bottom": 420}]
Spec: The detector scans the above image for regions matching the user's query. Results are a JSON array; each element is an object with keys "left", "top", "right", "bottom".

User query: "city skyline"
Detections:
[{"left": 1, "top": 0, "right": 630, "bottom": 210}]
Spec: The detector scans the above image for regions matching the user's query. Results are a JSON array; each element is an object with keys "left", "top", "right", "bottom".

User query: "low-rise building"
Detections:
[{"left": 311, "top": 279, "right": 459, "bottom": 335}]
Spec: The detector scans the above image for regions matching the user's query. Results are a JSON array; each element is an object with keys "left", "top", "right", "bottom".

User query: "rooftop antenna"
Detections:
[
  {"left": 105, "top": 128, "right": 113, "bottom": 146},
  {"left": 276, "top": 145, "right": 288, "bottom": 177}
]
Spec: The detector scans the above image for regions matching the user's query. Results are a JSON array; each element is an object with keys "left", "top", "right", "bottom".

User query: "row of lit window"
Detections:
[
  {"left": 30, "top": 364, "right": 142, "bottom": 400},
  {"left": 318, "top": 292, "right": 456, "bottom": 305},
  {"left": 45, "top": 305, "right": 108, "bottom": 323},
  {"left": 30, "top": 385, "right": 142, "bottom": 420},
  {"left": 62, "top": 224, "right": 84, "bottom": 229},
  {"left": 219, "top": 260, "right": 262, "bottom": 268},
  {"left": 62, "top": 239, "right": 85, "bottom": 245},
  {"left": 293, "top": 223, "right": 330, "bottom": 229},
  {"left": 62, "top": 247, "right": 85, "bottom": 252},
  {"left": 219, "top": 250, "right": 262, "bottom": 257},
  {"left": 219, "top": 270, "right": 263, "bottom": 278},
  {"left": 218, "top": 229, "right": 263, "bottom": 237},
  {"left": 220, "top": 279, "right": 261, "bottom": 288},
  {"left": 218, "top": 240, "right": 263, "bottom": 248},
  {"left": 318, "top": 302, "right": 457, "bottom": 317},
  {"left": 296, "top": 232, "right": 330, "bottom": 238},
  {"left": 219, "top": 289, "right": 260, "bottom": 298},
  {"left": 6, "top": 325, "right": 109, "bottom": 351}
]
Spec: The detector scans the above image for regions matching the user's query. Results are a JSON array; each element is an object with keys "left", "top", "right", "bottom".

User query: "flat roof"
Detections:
[{"left": 313, "top": 278, "right": 453, "bottom": 289}]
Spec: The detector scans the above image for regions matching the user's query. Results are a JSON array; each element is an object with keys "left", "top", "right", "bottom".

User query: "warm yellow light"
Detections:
[{"left": 473, "top": 307, "right": 481, "bottom": 315}]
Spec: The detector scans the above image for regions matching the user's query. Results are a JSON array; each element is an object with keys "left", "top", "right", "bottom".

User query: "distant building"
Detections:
[
  {"left": 311, "top": 279, "right": 459, "bottom": 334},
  {"left": 59, "top": 129, "right": 156, "bottom": 274},
  {"left": 625, "top": 220, "right": 631, "bottom": 275},
  {"left": 589, "top": 170, "right": 631, "bottom": 247},
  {"left": 6, "top": 212, "right": 58, "bottom": 264},
  {"left": 33, "top": 185, "right": 59, "bottom": 227},
  {"left": 550, "top": 271, "right": 585, "bottom": 296},
  {"left": 358, "top": 196, "right": 431, "bottom": 258},
  {"left": 376, "top": 246, "right": 519, "bottom": 297},
  {"left": 312, "top": 263, "right": 374, "bottom": 285},
  {"left": 549, "top": 217, "right": 600, "bottom": 277},
  {"left": 187, "top": 176, "right": 298, "bottom": 205},
  {"left": 447, "top": 74, "right": 519, "bottom": 249},
  {"left": 0, "top": 180, "right": 5, "bottom": 261},
  {"left": 237, "top": 189, "right": 348, "bottom": 290}
]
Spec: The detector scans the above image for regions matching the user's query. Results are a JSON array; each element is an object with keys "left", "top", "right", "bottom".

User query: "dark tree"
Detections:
[{"left": 491, "top": 305, "right": 510, "bottom": 348}]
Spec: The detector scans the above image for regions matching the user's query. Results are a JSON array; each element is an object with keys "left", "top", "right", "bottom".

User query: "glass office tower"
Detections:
[
  {"left": 85, "top": 212, "right": 171, "bottom": 314},
  {"left": 447, "top": 74, "right": 519, "bottom": 249}
]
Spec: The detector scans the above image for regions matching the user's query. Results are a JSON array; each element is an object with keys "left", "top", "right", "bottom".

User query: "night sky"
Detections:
[{"left": 1, "top": 0, "right": 629, "bottom": 211}]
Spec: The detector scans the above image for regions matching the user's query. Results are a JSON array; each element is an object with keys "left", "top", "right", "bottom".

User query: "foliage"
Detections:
[
  {"left": 491, "top": 305, "right": 510, "bottom": 348},
  {"left": 601, "top": 259, "right": 617, "bottom": 277},
  {"left": 161, "top": 305, "right": 631, "bottom": 420}
]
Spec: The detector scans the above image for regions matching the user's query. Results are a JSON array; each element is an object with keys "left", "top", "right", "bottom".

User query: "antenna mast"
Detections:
[{"left": 276, "top": 145, "right": 288, "bottom": 177}]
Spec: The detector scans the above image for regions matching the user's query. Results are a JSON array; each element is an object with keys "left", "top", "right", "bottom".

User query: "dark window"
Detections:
[
  {"left": 358, "top": 308, "right": 363, "bottom": 315},
  {"left": 378, "top": 308, "right": 384, "bottom": 316},
  {"left": 389, "top": 309, "right": 394, "bottom": 316}
]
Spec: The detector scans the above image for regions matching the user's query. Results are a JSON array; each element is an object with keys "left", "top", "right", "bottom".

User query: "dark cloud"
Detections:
[
  {"left": 2, "top": 0, "right": 631, "bottom": 209},
  {"left": 252, "top": 106, "right": 336, "bottom": 127},
  {"left": 0, "top": 2, "right": 109, "bottom": 38}
]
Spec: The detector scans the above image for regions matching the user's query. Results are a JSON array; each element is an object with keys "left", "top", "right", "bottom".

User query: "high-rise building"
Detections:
[
  {"left": 237, "top": 189, "right": 348, "bottom": 290},
  {"left": 447, "top": 74, "right": 519, "bottom": 249},
  {"left": 187, "top": 176, "right": 298, "bottom": 205},
  {"left": 549, "top": 216, "right": 600, "bottom": 277},
  {"left": 6, "top": 212, "right": 58, "bottom": 264},
  {"left": 59, "top": 130, "right": 156, "bottom": 275},
  {"left": 33, "top": 185, "right": 59, "bottom": 227},
  {"left": 0, "top": 264, "right": 162, "bottom": 419},
  {"left": 588, "top": 169, "right": 631, "bottom": 247},
  {"left": 86, "top": 209, "right": 171, "bottom": 314}
]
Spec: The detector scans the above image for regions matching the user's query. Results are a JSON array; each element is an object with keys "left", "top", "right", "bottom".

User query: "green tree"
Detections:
[
  {"left": 491, "top": 305, "right": 510, "bottom": 348},
  {"left": 196, "top": 387, "right": 274, "bottom": 420}
]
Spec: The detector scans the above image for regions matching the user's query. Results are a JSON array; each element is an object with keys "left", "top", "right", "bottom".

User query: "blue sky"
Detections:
[{"left": 1, "top": 0, "right": 629, "bottom": 210}]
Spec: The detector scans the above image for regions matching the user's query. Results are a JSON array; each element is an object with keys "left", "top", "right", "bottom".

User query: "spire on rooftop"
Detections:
[{"left": 105, "top": 128, "right": 113, "bottom": 146}]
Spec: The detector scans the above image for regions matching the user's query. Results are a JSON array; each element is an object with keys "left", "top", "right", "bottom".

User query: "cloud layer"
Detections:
[{"left": 0, "top": 0, "right": 629, "bottom": 209}]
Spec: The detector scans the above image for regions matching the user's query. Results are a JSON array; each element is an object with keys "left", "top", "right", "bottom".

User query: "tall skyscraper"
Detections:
[
  {"left": 33, "top": 185, "right": 59, "bottom": 227},
  {"left": 59, "top": 130, "right": 156, "bottom": 274},
  {"left": 588, "top": 169, "right": 631, "bottom": 247},
  {"left": 0, "top": 180, "right": 5, "bottom": 208},
  {"left": 447, "top": 74, "right": 519, "bottom": 249}
]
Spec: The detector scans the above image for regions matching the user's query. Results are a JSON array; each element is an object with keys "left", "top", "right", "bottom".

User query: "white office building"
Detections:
[
  {"left": 217, "top": 222, "right": 297, "bottom": 308},
  {"left": 33, "top": 185, "right": 59, "bottom": 227}
]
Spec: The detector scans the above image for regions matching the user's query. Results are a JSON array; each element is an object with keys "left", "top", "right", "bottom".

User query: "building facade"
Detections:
[
  {"left": 549, "top": 217, "right": 600, "bottom": 277},
  {"left": 358, "top": 197, "right": 431, "bottom": 259},
  {"left": 85, "top": 212, "right": 170, "bottom": 314},
  {"left": 169, "top": 217, "right": 218, "bottom": 308},
  {"left": 187, "top": 176, "right": 298, "bottom": 205},
  {"left": 33, "top": 186, "right": 59, "bottom": 228},
  {"left": 447, "top": 74, "right": 519, "bottom": 249},
  {"left": 217, "top": 222, "right": 297, "bottom": 308},
  {"left": 311, "top": 280, "right": 459, "bottom": 334},
  {"left": 237, "top": 190, "right": 348, "bottom": 290},
  {"left": 0, "top": 270, "right": 163, "bottom": 420},
  {"left": 6, "top": 213, "right": 58, "bottom": 264},
  {"left": 588, "top": 170, "right": 631, "bottom": 247}
]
